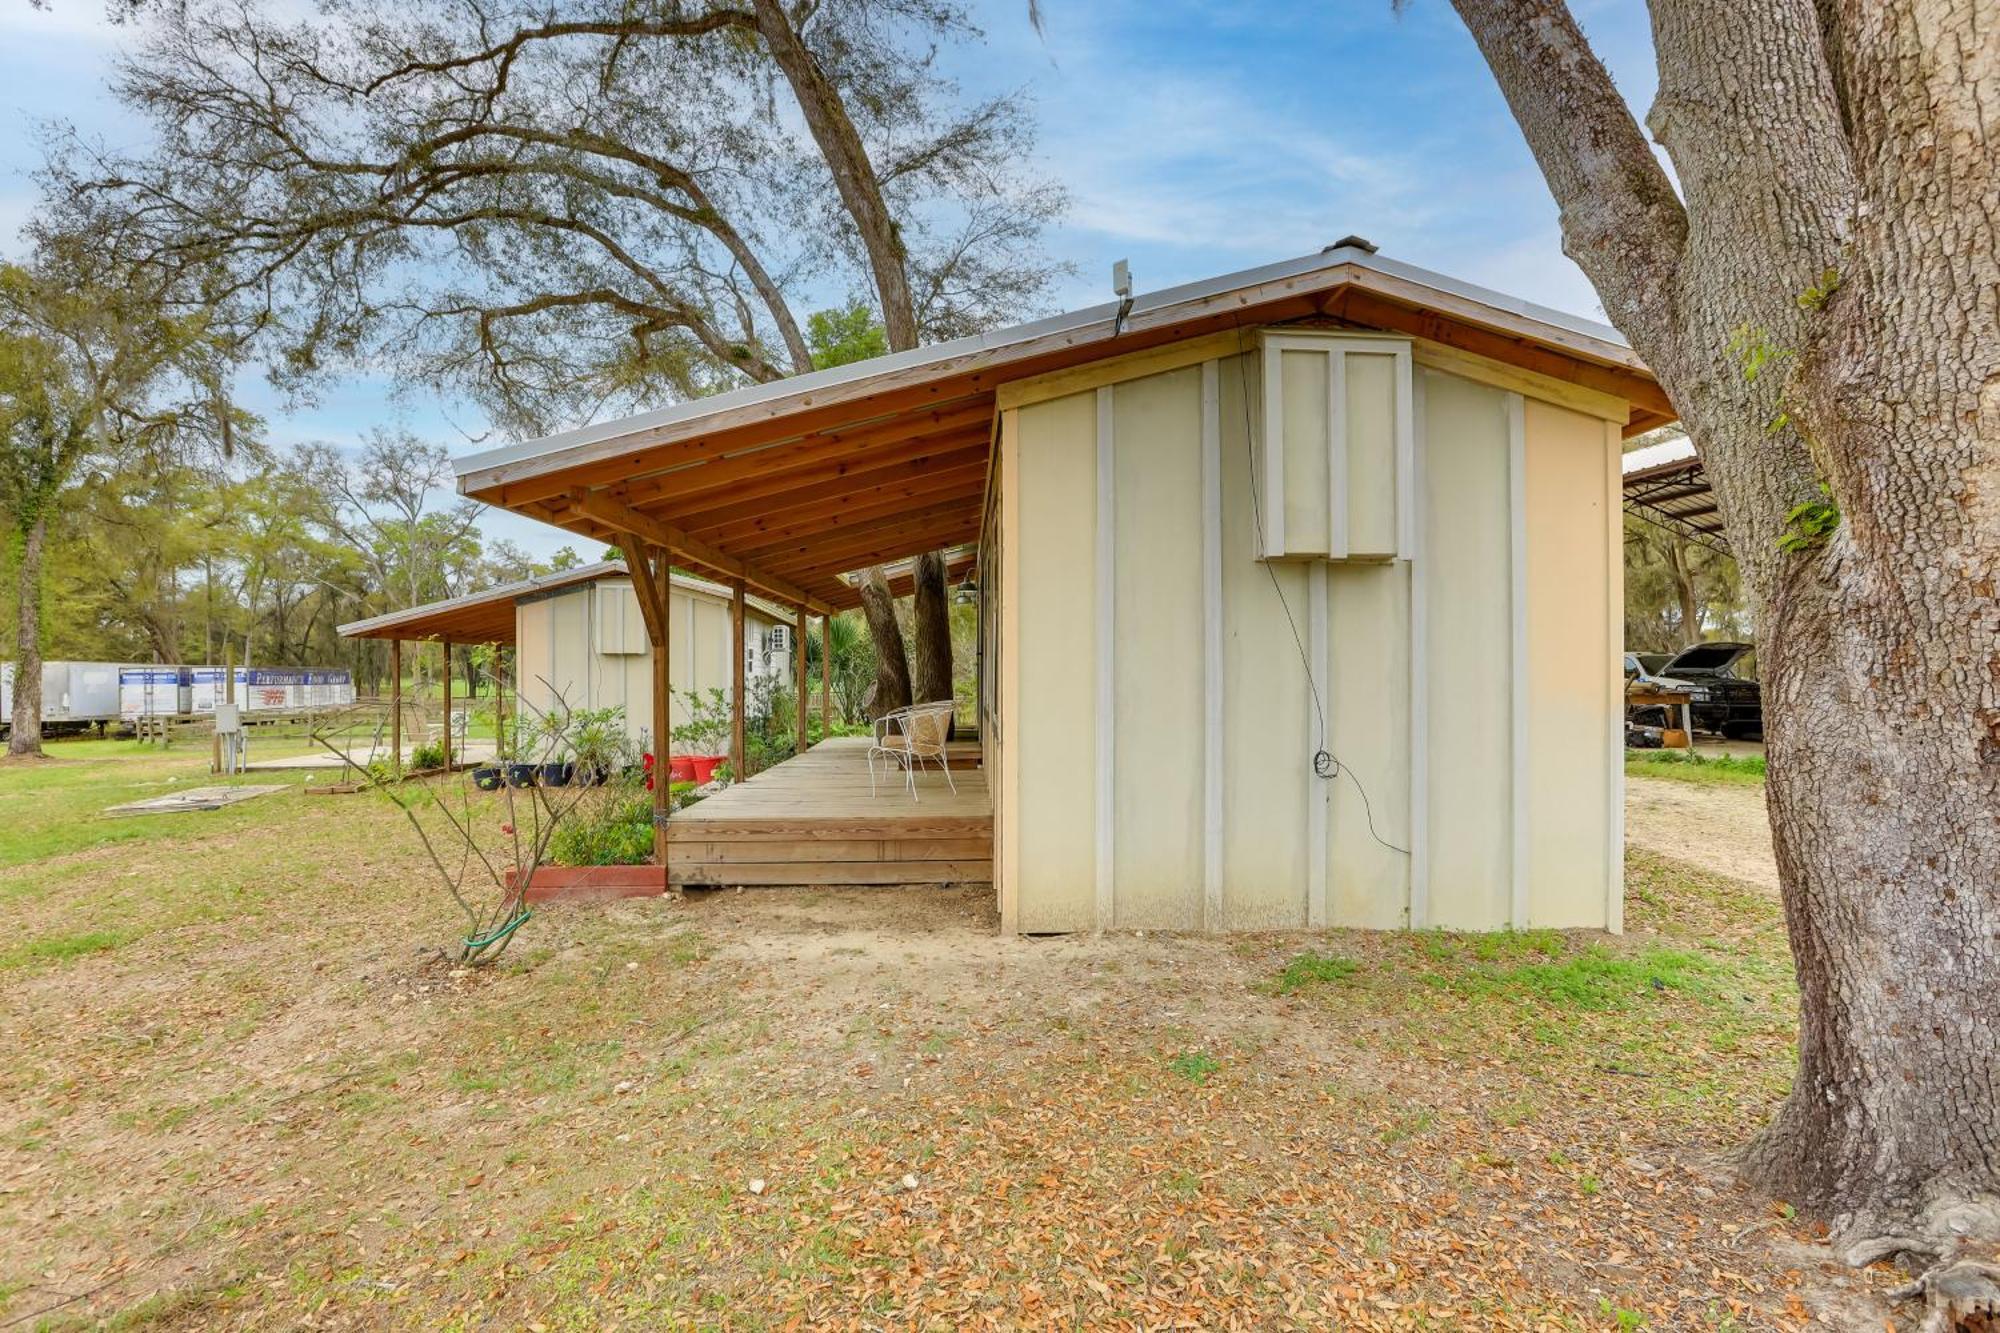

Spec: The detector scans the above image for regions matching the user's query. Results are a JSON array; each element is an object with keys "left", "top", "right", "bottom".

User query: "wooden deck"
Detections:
[{"left": 667, "top": 736, "right": 992, "bottom": 888}]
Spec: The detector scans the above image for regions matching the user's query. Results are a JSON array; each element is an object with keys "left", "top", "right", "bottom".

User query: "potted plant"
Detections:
[
  {"left": 672, "top": 688, "right": 733, "bottom": 784},
  {"left": 565, "top": 707, "right": 632, "bottom": 787}
]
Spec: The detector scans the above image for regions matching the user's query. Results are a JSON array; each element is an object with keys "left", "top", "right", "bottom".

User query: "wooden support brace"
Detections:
[
  {"left": 440, "top": 639, "right": 453, "bottom": 772},
  {"left": 731, "top": 580, "right": 747, "bottom": 782},
  {"left": 795, "top": 605, "right": 809, "bottom": 754},
  {"left": 573, "top": 488, "right": 837, "bottom": 617},
  {"left": 820, "top": 613, "right": 833, "bottom": 736},
  {"left": 390, "top": 640, "right": 402, "bottom": 778}
]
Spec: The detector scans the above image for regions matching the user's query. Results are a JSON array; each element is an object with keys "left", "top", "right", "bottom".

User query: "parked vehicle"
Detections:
[
  {"left": 1627, "top": 642, "right": 1762, "bottom": 739},
  {"left": 1623, "top": 652, "right": 1674, "bottom": 685}
]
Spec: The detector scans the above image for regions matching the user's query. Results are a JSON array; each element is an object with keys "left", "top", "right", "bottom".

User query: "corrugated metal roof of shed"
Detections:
[{"left": 337, "top": 561, "right": 790, "bottom": 644}]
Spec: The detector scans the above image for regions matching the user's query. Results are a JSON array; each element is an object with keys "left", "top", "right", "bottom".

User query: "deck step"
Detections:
[
  {"left": 662, "top": 735, "right": 993, "bottom": 889},
  {"left": 671, "top": 860, "right": 991, "bottom": 887}
]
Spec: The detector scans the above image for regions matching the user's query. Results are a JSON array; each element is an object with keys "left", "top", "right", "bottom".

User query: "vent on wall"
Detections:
[
  {"left": 595, "top": 582, "right": 646, "bottom": 655},
  {"left": 1259, "top": 330, "right": 1414, "bottom": 562}
]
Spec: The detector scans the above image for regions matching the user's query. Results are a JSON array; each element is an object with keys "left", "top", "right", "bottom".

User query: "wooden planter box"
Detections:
[{"left": 505, "top": 864, "right": 670, "bottom": 904}]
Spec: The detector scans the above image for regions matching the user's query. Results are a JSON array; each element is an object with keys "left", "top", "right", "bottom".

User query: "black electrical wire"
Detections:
[{"left": 1232, "top": 324, "right": 1410, "bottom": 858}]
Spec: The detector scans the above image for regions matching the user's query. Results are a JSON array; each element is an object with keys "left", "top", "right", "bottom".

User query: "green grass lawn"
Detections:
[
  {"left": 0, "top": 740, "right": 307, "bottom": 869},
  {"left": 0, "top": 740, "right": 1899, "bottom": 1331},
  {"left": 1625, "top": 748, "right": 1767, "bottom": 787}
]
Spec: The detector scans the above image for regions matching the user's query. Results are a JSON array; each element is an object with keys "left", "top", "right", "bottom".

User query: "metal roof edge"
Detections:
[
  {"left": 337, "top": 560, "right": 794, "bottom": 638},
  {"left": 453, "top": 247, "right": 1637, "bottom": 489}
]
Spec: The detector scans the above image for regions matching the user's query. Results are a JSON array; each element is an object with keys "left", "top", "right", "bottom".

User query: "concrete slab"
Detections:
[{"left": 104, "top": 785, "right": 289, "bottom": 817}]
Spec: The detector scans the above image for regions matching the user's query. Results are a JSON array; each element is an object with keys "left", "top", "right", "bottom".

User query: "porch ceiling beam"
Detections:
[
  {"left": 484, "top": 389, "right": 1001, "bottom": 508},
  {"left": 765, "top": 517, "right": 987, "bottom": 581},
  {"left": 615, "top": 536, "right": 668, "bottom": 648},
  {"left": 663, "top": 437, "right": 990, "bottom": 533},
  {"left": 609, "top": 403, "right": 996, "bottom": 510},
  {"left": 567, "top": 488, "right": 838, "bottom": 617},
  {"left": 810, "top": 548, "right": 978, "bottom": 611},
  {"left": 735, "top": 496, "right": 984, "bottom": 565},
  {"left": 688, "top": 460, "right": 991, "bottom": 546},
  {"left": 703, "top": 479, "right": 990, "bottom": 560}
]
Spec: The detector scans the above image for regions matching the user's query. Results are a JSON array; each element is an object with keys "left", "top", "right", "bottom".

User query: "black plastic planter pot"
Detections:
[
  {"left": 539, "top": 762, "right": 575, "bottom": 788},
  {"left": 505, "top": 762, "right": 538, "bottom": 789},
  {"left": 471, "top": 766, "right": 504, "bottom": 791}
]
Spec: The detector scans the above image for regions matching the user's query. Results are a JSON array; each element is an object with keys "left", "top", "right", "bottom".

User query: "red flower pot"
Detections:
[
  {"left": 669, "top": 755, "right": 697, "bottom": 782},
  {"left": 689, "top": 754, "right": 725, "bottom": 784}
]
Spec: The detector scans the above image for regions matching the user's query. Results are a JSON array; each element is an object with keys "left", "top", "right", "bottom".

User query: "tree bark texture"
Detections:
[
  {"left": 856, "top": 565, "right": 912, "bottom": 720},
  {"left": 8, "top": 514, "right": 47, "bottom": 757},
  {"left": 1666, "top": 537, "right": 1701, "bottom": 645},
  {"left": 910, "top": 551, "right": 953, "bottom": 702},
  {"left": 750, "top": 0, "right": 918, "bottom": 353},
  {"left": 1452, "top": 0, "right": 2000, "bottom": 1260},
  {"left": 910, "top": 549, "right": 955, "bottom": 737}
]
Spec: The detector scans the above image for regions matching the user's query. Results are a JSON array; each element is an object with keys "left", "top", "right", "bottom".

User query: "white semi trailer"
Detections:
[{"left": 3, "top": 661, "right": 356, "bottom": 736}]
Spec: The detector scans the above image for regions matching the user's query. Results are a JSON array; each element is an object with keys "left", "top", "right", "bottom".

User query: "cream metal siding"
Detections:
[
  {"left": 1327, "top": 561, "right": 1412, "bottom": 928},
  {"left": 1008, "top": 392, "right": 1098, "bottom": 933},
  {"left": 993, "top": 328, "right": 1629, "bottom": 935},
  {"left": 1220, "top": 351, "right": 1316, "bottom": 928},
  {"left": 1523, "top": 400, "right": 1624, "bottom": 927},
  {"left": 1419, "top": 370, "right": 1515, "bottom": 930},
  {"left": 514, "top": 577, "right": 776, "bottom": 751},
  {"left": 1110, "top": 368, "right": 1206, "bottom": 929}
]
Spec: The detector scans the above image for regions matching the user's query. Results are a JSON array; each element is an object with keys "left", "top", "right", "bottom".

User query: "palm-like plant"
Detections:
[{"left": 803, "top": 611, "right": 879, "bottom": 725}]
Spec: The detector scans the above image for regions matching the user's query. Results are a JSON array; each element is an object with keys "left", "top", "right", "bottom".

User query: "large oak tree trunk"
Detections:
[
  {"left": 8, "top": 513, "right": 47, "bottom": 758},
  {"left": 1451, "top": 0, "right": 2000, "bottom": 1261},
  {"left": 856, "top": 565, "right": 912, "bottom": 721},
  {"left": 1665, "top": 537, "right": 1701, "bottom": 645},
  {"left": 910, "top": 549, "right": 955, "bottom": 738}
]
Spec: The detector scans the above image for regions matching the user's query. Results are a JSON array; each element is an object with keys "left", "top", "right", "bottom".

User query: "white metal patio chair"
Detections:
[{"left": 867, "top": 701, "right": 957, "bottom": 800}]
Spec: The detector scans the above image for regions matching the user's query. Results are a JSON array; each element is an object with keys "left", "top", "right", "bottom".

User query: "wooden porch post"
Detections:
[
  {"left": 492, "top": 646, "right": 506, "bottom": 762},
  {"left": 820, "top": 613, "right": 832, "bottom": 736},
  {"left": 653, "top": 558, "right": 671, "bottom": 866},
  {"left": 730, "top": 580, "right": 747, "bottom": 782},
  {"left": 389, "top": 639, "right": 403, "bottom": 778},
  {"left": 440, "top": 638, "right": 452, "bottom": 772},
  {"left": 613, "top": 534, "right": 675, "bottom": 871},
  {"left": 794, "top": 604, "right": 809, "bottom": 753}
]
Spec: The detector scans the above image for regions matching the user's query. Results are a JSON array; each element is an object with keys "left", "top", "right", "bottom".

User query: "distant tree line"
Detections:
[{"left": 1, "top": 419, "right": 581, "bottom": 689}]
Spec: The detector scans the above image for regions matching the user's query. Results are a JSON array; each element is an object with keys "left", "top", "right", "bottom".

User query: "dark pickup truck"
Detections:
[{"left": 1629, "top": 642, "right": 1762, "bottom": 739}]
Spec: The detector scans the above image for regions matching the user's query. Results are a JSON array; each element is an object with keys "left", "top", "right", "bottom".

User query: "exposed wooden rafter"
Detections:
[{"left": 569, "top": 489, "right": 837, "bottom": 617}]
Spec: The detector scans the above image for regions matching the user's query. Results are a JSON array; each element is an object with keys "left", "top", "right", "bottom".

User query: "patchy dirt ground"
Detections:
[
  {"left": 1626, "top": 774, "right": 1779, "bottom": 892},
  {"left": 0, "top": 745, "right": 1940, "bottom": 1329}
]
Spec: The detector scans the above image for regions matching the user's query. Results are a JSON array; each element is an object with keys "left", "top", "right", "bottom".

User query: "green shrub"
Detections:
[
  {"left": 410, "top": 740, "right": 446, "bottom": 770},
  {"left": 548, "top": 793, "right": 654, "bottom": 866}
]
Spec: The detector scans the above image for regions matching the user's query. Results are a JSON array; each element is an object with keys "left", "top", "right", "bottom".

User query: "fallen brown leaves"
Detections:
[{"left": 0, "top": 765, "right": 1926, "bottom": 1330}]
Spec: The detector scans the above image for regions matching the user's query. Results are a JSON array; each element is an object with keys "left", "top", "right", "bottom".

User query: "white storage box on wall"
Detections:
[{"left": 1258, "top": 331, "right": 1414, "bottom": 562}]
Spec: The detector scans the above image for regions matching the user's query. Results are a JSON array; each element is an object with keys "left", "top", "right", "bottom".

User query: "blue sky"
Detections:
[{"left": 0, "top": 0, "right": 1661, "bottom": 560}]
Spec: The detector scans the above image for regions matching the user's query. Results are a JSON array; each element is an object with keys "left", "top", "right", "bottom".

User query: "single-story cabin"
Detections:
[
  {"left": 427, "top": 242, "right": 1673, "bottom": 933},
  {"left": 341, "top": 561, "right": 799, "bottom": 750}
]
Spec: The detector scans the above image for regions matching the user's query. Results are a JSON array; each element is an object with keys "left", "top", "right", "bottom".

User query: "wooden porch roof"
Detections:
[
  {"left": 457, "top": 245, "right": 1676, "bottom": 612},
  {"left": 336, "top": 561, "right": 793, "bottom": 644}
]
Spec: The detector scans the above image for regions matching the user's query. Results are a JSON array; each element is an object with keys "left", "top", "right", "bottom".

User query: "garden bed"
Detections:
[{"left": 505, "top": 862, "right": 669, "bottom": 903}]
